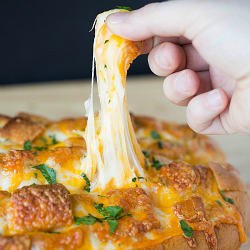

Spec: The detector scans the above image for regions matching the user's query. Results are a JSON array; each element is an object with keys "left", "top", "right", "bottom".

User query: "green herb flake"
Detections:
[
  {"left": 97, "top": 195, "right": 108, "bottom": 198},
  {"left": 107, "top": 219, "right": 118, "bottom": 235},
  {"left": 105, "top": 206, "right": 123, "bottom": 219},
  {"left": 159, "top": 179, "right": 165, "bottom": 186},
  {"left": 151, "top": 157, "right": 166, "bottom": 170},
  {"left": 67, "top": 189, "right": 70, "bottom": 194},
  {"left": 220, "top": 190, "right": 234, "bottom": 204},
  {"left": 180, "top": 220, "right": 193, "bottom": 237},
  {"left": 135, "top": 184, "right": 138, "bottom": 187},
  {"left": 218, "top": 172, "right": 221, "bottom": 176},
  {"left": 142, "top": 150, "right": 149, "bottom": 157},
  {"left": 49, "top": 135, "right": 59, "bottom": 145},
  {"left": 24, "top": 140, "right": 32, "bottom": 151},
  {"left": 138, "top": 176, "right": 147, "bottom": 181},
  {"left": 108, "top": 100, "right": 111, "bottom": 103},
  {"left": 75, "top": 203, "right": 132, "bottom": 236},
  {"left": 81, "top": 172, "right": 91, "bottom": 192},
  {"left": 220, "top": 190, "right": 228, "bottom": 201},
  {"left": 215, "top": 200, "right": 222, "bottom": 206},
  {"left": 74, "top": 214, "right": 101, "bottom": 225},
  {"left": 104, "top": 40, "right": 109, "bottom": 44},
  {"left": 157, "top": 141, "right": 163, "bottom": 149},
  {"left": 5, "top": 138, "right": 9, "bottom": 142},
  {"left": 132, "top": 177, "right": 137, "bottom": 182},
  {"left": 34, "top": 146, "right": 47, "bottom": 151},
  {"left": 34, "top": 172, "right": 38, "bottom": 178},
  {"left": 30, "top": 183, "right": 36, "bottom": 186},
  {"left": 104, "top": 64, "right": 107, "bottom": 68},
  {"left": 32, "top": 164, "right": 56, "bottom": 184},
  {"left": 94, "top": 203, "right": 108, "bottom": 217},
  {"left": 116, "top": 6, "right": 132, "bottom": 11},
  {"left": 151, "top": 130, "right": 161, "bottom": 139},
  {"left": 145, "top": 158, "right": 149, "bottom": 171},
  {"left": 33, "top": 152, "right": 37, "bottom": 156},
  {"left": 41, "top": 137, "right": 47, "bottom": 143},
  {"left": 45, "top": 231, "right": 60, "bottom": 234}
]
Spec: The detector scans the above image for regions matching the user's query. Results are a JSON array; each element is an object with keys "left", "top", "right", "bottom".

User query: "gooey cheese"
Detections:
[{"left": 80, "top": 9, "right": 146, "bottom": 191}]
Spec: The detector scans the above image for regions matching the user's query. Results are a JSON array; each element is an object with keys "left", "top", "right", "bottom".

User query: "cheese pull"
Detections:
[{"left": 81, "top": 9, "right": 146, "bottom": 191}]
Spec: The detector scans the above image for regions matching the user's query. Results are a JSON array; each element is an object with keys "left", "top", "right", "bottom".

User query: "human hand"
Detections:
[{"left": 106, "top": 0, "right": 250, "bottom": 135}]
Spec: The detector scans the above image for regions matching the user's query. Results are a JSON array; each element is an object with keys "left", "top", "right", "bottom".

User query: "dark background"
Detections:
[{"left": 0, "top": 1, "right": 163, "bottom": 85}]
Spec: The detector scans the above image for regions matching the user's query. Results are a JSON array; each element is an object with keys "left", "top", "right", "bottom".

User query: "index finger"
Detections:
[{"left": 105, "top": 1, "right": 204, "bottom": 41}]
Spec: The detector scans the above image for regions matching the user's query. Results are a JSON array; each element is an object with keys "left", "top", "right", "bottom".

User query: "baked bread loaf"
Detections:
[
  {"left": 0, "top": 112, "right": 249, "bottom": 249},
  {"left": 0, "top": 8, "right": 249, "bottom": 250}
]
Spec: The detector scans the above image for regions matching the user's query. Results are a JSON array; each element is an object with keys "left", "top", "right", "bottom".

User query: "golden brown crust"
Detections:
[
  {"left": 0, "top": 115, "right": 11, "bottom": 129},
  {"left": 224, "top": 190, "right": 250, "bottom": 234},
  {"left": 158, "top": 161, "right": 200, "bottom": 191},
  {"left": 0, "top": 235, "right": 31, "bottom": 250},
  {"left": 16, "top": 112, "right": 49, "bottom": 126},
  {"left": 160, "top": 224, "right": 242, "bottom": 250},
  {"left": 0, "top": 117, "right": 45, "bottom": 145},
  {"left": 9, "top": 184, "right": 73, "bottom": 233},
  {"left": 208, "top": 162, "right": 247, "bottom": 192},
  {"left": 172, "top": 196, "right": 207, "bottom": 222}
]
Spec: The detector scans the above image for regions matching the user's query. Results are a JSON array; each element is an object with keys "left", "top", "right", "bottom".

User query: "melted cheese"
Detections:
[{"left": 81, "top": 9, "right": 146, "bottom": 191}]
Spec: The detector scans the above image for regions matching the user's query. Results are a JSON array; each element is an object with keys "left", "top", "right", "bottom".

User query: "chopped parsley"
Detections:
[
  {"left": 138, "top": 176, "right": 147, "bottom": 181},
  {"left": 41, "top": 137, "right": 47, "bottom": 143},
  {"left": 75, "top": 214, "right": 102, "bottom": 225},
  {"left": 104, "top": 39, "right": 109, "bottom": 44},
  {"left": 132, "top": 177, "right": 137, "bottom": 182},
  {"left": 151, "top": 157, "right": 166, "bottom": 170},
  {"left": 34, "top": 172, "right": 38, "bottom": 178},
  {"left": 33, "top": 152, "right": 37, "bottom": 156},
  {"left": 75, "top": 203, "right": 132, "bottom": 235},
  {"left": 108, "top": 100, "right": 111, "bottom": 103},
  {"left": 220, "top": 190, "right": 234, "bottom": 204},
  {"left": 81, "top": 172, "right": 91, "bottom": 192},
  {"left": 180, "top": 220, "right": 193, "bottom": 237},
  {"left": 30, "top": 183, "right": 36, "bottom": 186},
  {"left": 218, "top": 172, "right": 221, "bottom": 176},
  {"left": 159, "top": 179, "right": 165, "bottom": 186},
  {"left": 151, "top": 130, "right": 161, "bottom": 139},
  {"left": 24, "top": 140, "right": 32, "bottom": 151},
  {"left": 116, "top": 6, "right": 132, "bottom": 11},
  {"left": 49, "top": 135, "right": 59, "bottom": 145},
  {"left": 104, "top": 64, "right": 107, "bottom": 68},
  {"left": 145, "top": 158, "right": 149, "bottom": 171},
  {"left": 34, "top": 146, "right": 47, "bottom": 151},
  {"left": 67, "top": 189, "right": 70, "bottom": 194},
  {"left": 32, "top": 164, "right": 56, "bottom": 184},
  {"left": 157, "top": 141, "right": 163, "bottom": 149},
  {"left": 45, "top": 231, "right": 60, "bottom": 234},
  {"left": 215, "top": 200, "right": 222, "bottom": 206},
  {"left": 97, "top": 195, "right": 108, "bottom": 198},
  {"left": 142, "top": 150, "right": 149, "bottom": 157},
  {"left": 5, "top": 138, "right": 9, "bottom": 142}
]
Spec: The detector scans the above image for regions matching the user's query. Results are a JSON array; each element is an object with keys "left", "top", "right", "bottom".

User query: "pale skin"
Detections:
[{"left": 106, "top": 0, "right": 250, "bottom": 135}]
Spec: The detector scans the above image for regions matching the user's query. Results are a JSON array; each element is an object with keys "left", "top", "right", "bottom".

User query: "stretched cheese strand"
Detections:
[{"left": 81, "top": 9, "right": 146, "bottom": 191}]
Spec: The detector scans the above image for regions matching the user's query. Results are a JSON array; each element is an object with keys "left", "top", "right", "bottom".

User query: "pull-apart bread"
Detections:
[{"left": 0, "top": 9, "right": 249, "bottom": 250}]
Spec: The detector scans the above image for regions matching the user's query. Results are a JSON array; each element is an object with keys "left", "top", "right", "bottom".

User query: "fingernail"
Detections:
[
  {"left": 108, "top": 12, "right": 128, "bottom": 24},
  {"left": 206, "top": 90, "right": 222, "bottom": 107},
  {"left": 174, "top": 71, "right": 189, "bottom": 93},
  {"left": 156, "top": 45, "right": 171, "bottom": 68}
]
